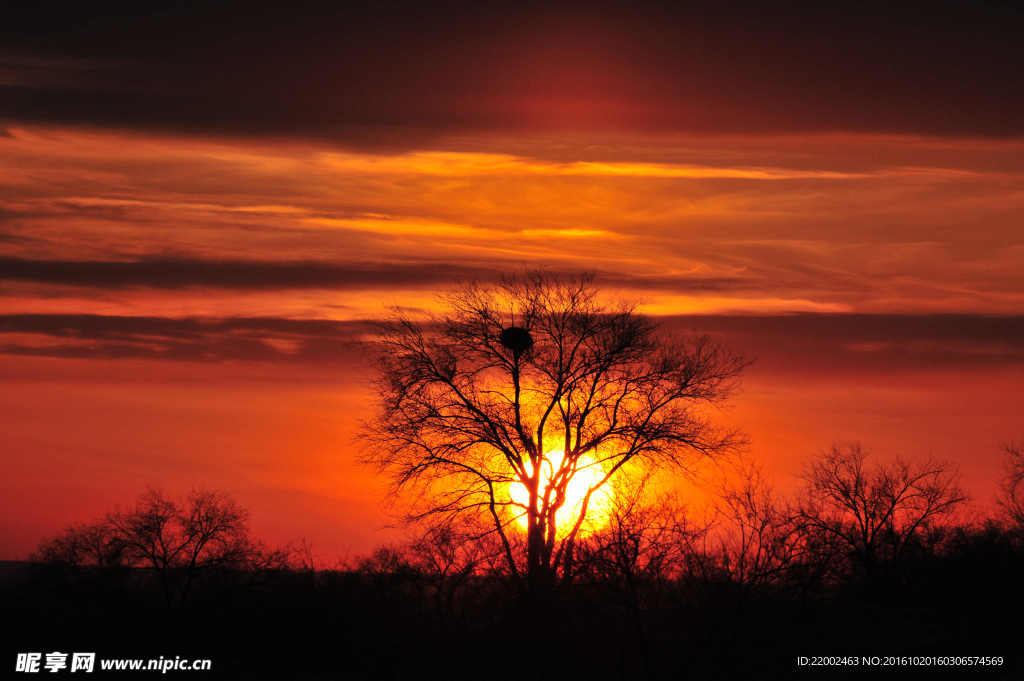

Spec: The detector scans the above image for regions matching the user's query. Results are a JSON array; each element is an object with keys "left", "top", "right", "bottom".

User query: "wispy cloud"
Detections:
[
  {"left": 320, "top": 151, "right": 877, "bottom": 180},
  {"left": 1, "top": 127, "right": 1023, "bottom": 317}
]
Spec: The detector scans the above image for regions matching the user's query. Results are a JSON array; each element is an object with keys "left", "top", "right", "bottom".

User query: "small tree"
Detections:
[
  {"left": 711, "top": 461, "right": 802, "bottom": 589},
  {"left": 997, "top": 442, "right": 1024, "bottom": 528},
  {"left": 406, "top": 519, "right": 498, "bottom": 619},
  {"left": 35, "top": 489, "right": 282, "bottom": 606},
  {"left": 362, "top": 272, "right": 746, "bottom": 591},
  {"left": 795, "top": 444, "right": 966, "bottom": 579},
  {"left": 34, "top": 520, "right": 126, "bottom": 568},
  {"left": 109, "top": 489, "right": 258, "bottom": 605},
  {"left": 573, "top": 478, "right": 703, "bottom": 594}
]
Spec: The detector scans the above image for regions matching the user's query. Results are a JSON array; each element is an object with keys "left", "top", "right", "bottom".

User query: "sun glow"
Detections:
[{"left": 509, "top": 450, "right": 613, "bottom": 536}]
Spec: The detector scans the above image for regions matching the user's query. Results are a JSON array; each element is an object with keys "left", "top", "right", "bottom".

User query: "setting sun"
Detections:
[{"left": 508, "top": 450, "right": 613, "bottom": 535}]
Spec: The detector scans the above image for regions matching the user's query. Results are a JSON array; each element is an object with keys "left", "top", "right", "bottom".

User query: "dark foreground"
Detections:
[{"left": 3, "top": 530, "right": 1022, "bottom": 681}]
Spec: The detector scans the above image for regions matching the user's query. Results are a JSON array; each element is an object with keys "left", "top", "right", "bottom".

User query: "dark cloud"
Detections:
[
  {"left": 0, "top": 256, "right": 755, "bottom": 293},
  {"left": 659, "top": 313, "right": 1024, "bottom": 373},
  {"left": 0, "top": 314, "right": 366, "bottom": 339},
  {"left": 1, "top": 1, "right": 1022, "bottom": 145},
  {"left": 0, "top": 314, "right": 374, "bottom": 363},
  {"left": 1, "top": 312, "right": 1022, "bottom": 371},
  {"left": 0, "top": 256, "right": 492, "bottom": 290}
]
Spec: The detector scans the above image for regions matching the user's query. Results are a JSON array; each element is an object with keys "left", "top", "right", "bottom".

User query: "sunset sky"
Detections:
[{"left": 2, "top": 1, "right": 1022, "bottom": 563}]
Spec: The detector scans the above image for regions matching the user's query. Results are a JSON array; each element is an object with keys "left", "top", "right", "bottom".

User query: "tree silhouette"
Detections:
[
  {"left": 574, "top": 476, "right": 703, "bottom": 593},
  {"left": 406, "top": 519, "right": 499, "bottom": 619},
  {"left": 711, "top": 460, "right": 803, "bottom": 588},
  {"left": 34, "top": 519, "right": 126, "bottom": 568},
  {"left": 795, "top": 444, "right": 966, "bottom": 579},
  {"left": 362, "top": 272, "right": 747, "bottom": 592},
  {"left": 997, "top": 442, "right": 1024, "bottom": 528},
  {"left": 109, "top": 489, "right": 260, "bottom": 606},
  {"left": 35, "top": 488, "right": 289, "bottom": 606}
]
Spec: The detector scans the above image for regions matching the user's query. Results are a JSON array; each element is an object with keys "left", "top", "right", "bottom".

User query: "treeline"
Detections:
[
  {"left": 7, "top": 443, "right": 1023, "bottom": 680},
  {"left": 30, "top": 489, "right": 293, "bottom": 608},
  {"left": 312, "top": 442, "right": 1020, "bottom": 606}
]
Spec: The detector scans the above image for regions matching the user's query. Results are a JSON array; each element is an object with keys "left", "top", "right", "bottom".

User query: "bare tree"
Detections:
[
  {"left": 997, "top": 442, "right": 1024, "bottom": 528},
  {"left": 33, "top": 520, "right": 126, "bottom": 568},
  {"left": 573, "top": 478, "right": 704, "bottom": 593},
  {"left": 711, "top": 460, "right": 802, "bottom": 588},
  {"left": 570, "top": 477, "right": 704, "bottom": 681},
  {"left": 405, "top": 518, "right": 499, "bottom": 618},
  {"left": 294, "top": 537, "right": 318, "bottom": 572},
  {"left": 362, "top": 272, "right": 747, "bottom": 591},
  {"left": 108, "top": 489, "right": 257, "bottom": 605},
  {"left": 795, "top": 444, "right": 966, "bottom": 579},
  {"left": 35, "top": 488, "right": 283, "bottom": 606}
]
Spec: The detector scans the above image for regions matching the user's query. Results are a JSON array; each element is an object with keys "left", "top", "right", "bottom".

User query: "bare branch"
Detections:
[{"left": 360, "top": 271, "right": 747, "bottom": 588}]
